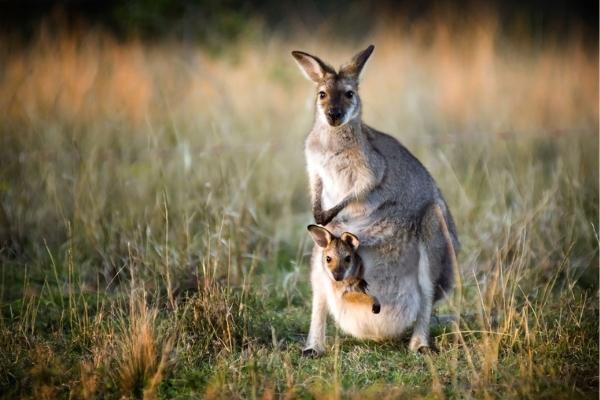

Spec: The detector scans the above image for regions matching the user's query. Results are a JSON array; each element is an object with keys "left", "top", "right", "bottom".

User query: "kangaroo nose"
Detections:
[{"left": 327, "top": 109, "right": 342, "bottom": 120}]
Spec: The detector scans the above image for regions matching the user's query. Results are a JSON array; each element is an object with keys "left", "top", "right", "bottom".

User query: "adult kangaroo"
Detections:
[{"left": 292, "top": 45, "right": 460, "bottom": 356}]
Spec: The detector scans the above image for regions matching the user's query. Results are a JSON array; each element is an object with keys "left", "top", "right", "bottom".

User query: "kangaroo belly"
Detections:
[
  {"left": 325, "top": 279, "right": 420, "bottom": 339},
  {"left": 321, "top": 242, "right": 422, "bottom": 340}
]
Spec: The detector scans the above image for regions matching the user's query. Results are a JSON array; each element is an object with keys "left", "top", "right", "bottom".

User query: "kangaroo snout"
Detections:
[{"left": 326, "top": 109, "right": 343, "bottom": 125}]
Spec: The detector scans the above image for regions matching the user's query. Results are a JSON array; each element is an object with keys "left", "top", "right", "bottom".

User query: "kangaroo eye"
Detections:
[
  {"left": 318, "top": 91, "right": 327, "bottom": 99},
  {"left": 345, "top": 91, "right": 354, "bottom": 99},
  {"left": 325, "top": 256, "right": 332, "bottom": 263},
  {"left": 344, "top": 255, "right": 352, "bottom": 263}
]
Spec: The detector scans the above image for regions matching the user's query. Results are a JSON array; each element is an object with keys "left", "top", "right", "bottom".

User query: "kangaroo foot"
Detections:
[
  {"left": 302, "top": 347, "right": 324, "bottom": 358},
  {"left": 409, "top": 335, "right": 430, "bottom": 353}
]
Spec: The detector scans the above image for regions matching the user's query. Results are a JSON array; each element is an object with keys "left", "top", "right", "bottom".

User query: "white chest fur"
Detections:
[{"left": 306, "top": 143, "right": 381, "bottom": 210}]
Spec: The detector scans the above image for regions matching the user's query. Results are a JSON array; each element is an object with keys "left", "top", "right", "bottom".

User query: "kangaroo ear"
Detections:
[
  {"left": 291, "top": 51, "right": 335, "bottom": 83},
  {"left": 340, "top": 232, "right": 360, "bottom": 250},
  {"left": 340, "top": 44, "right": 374, "bottom": 79},
  {"left": 307, "top": 224, "right": 333, "bottom": 248}
]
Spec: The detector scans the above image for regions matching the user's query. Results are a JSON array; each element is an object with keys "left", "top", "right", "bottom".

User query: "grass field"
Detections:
[{"left": 0, "top": 19, "right": 598, "bottom": 399}]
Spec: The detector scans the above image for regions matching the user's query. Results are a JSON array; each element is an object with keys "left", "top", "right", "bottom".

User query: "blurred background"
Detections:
[
  {"left": 0, "top": 1, "right": 597, "bottom": 398},
  {"left": 0, "top": 0, "right": 597, "bottom": 269},
  {"left": 0, "top": 0, "right": 597, "bottom": 132}
]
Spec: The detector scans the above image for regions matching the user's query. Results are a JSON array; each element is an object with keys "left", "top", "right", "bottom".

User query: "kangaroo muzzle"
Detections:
[{"left": 326, "top": 108, "right": 343, "bottom": 126}]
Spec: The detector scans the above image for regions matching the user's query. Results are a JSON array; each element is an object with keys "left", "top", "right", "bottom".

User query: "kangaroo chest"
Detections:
[{"left": 316, "top": 148, "right": 376, "bottom": 209}]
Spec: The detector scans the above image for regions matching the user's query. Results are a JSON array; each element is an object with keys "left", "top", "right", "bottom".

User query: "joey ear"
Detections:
[
  {"left": 291, "top": 51, "right": 335, "bottom": 83},
  {"left": 340, "top": 232, "right": 360, "bottom": 250},
  {"left": 340, "top": 44, "right": 374, "bottom": 79},
  {"left": 307, "top": 224, "right": 333, "bottom": 248}
]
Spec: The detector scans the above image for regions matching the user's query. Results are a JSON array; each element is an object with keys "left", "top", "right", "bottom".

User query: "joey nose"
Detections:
[{"left": 332, "top": 269, "right": 344, "bottom": 281}]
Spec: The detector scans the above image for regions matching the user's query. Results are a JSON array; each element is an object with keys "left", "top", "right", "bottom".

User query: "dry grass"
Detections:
[
  {"left": 0, "top": 14, "right": 597, "bottom": 399},
  {"left": 114, "top": 293, "right": 173, "bottom": 400},
  {"left": 0, "top": 13, "right": 596, "bottom": 133}
]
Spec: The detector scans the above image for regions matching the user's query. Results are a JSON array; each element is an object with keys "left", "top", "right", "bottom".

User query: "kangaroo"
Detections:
[
  {"left": 306, "top": 224, "right": 381, "bottom": 321},
  {"left": 292, "top": 45, "right": 460, "bottom": 356}
]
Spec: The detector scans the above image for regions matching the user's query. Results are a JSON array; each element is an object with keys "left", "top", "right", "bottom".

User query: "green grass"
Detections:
[{"left": 0, "top": 28, "right": 598, "bottom": 399}]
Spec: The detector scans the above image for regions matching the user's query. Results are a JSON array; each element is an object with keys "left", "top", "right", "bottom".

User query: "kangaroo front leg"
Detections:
[
  {"left": 315, "top": 198, "right": 350, "bottom": 226},
  {"left": 317, "top": 173, "right": 383, "bottom": 225},
  {"left": 303, "top": 288, "right": 328, "bottom": 357},
  {"left": 409, "top": 243, "right": 434, "bottom": 352},
  {"left": 310, "top": 173, "right": 351, "bottom": 226},
  {"left": 310, "top": 175, "right": 324, "bottom": 222}
]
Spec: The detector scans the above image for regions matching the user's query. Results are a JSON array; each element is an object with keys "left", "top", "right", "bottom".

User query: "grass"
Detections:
[{"left": 0, "top": 18, "right": 598, "bottom": 399}]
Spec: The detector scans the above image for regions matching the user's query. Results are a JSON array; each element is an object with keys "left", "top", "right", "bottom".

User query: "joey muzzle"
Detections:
[{"left": 332, "top": 268, "right": 345, "bottom": 281}]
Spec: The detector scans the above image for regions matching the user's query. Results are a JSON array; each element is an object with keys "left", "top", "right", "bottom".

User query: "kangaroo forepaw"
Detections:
[
  {"left": 372, "top": 303, "right": 381, "bottom": 314},
  {"left": 314, "top": 210, "right": 334, "bottom": 226}
]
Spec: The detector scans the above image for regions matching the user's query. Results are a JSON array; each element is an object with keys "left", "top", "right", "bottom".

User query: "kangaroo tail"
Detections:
[{"left": 431, "top": 203, "right": 460, "bottom": 301}]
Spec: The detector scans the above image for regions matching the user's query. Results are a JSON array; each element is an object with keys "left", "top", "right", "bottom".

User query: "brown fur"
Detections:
[{"left": 307, "top": 225, "right": 380, "bottom": 314}]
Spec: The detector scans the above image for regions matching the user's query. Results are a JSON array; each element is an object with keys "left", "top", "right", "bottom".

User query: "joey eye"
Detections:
[
  {"left": 345, "top": 91, "right": 354, "bottom": 99},
  {"left": 318, "top": 91, "right": 327, "bottom": 99},
  {"left": 325, "top": 256, "right": 332, "bottom": 263},
  {"left": 344, "top": 255, "right": 351, "bottom": 263}
]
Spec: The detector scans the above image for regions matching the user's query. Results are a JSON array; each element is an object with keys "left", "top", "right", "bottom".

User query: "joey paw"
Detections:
[{"left": 372, "top": 303, "right": 381, "bottom": 314}]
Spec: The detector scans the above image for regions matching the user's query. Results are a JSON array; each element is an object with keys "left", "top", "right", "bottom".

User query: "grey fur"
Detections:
[{"left": 294, "top": 46, "right": 459, "bottom": 355}]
